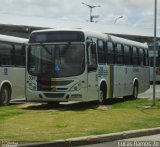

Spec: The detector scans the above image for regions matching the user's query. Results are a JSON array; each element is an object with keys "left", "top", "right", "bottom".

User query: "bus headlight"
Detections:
[
  {"left": 70, "top": 82, "right": 81, "bottom": 91},
  {"left": 27, "top": 81, "right": 37, "bottom": 91}
]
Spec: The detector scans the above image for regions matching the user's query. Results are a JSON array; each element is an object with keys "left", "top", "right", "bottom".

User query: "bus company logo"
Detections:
[
  {"left": 98, "top": 67, "right": 108, "bottom": 77},
  {"left": 4, "top": 68, "right": 8, "bottom": 75},
  {"left": 132, "top": 68, "right": 139, "bottom": 73},
  {"left": 55, "top": 65, "right": 62, "bottom": 71}
]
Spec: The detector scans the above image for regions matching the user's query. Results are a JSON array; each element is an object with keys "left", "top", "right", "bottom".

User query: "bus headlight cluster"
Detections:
[
  {"left": 28, "top": 81, "right": 37, "bottom": 91},
  {"left": 70, "top": 82, "right": 81, "bottom": 91}
]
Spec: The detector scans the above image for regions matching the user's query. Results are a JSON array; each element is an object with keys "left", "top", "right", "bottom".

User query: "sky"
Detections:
[{"left": 0, "top": 0, "right": 159, "bottom": 29}]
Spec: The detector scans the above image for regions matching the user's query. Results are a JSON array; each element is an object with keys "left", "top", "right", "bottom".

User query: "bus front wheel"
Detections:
[
  {"left": 98, "top": 87, "right": 106, "bottom": 105},
  {"left": 0, "top": 85, "right": 11, "bottom": 106}
]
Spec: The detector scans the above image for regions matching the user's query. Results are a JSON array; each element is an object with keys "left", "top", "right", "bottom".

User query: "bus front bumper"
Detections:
[{"left": 26, "top": 89, "right": 87, "bottom": 102}]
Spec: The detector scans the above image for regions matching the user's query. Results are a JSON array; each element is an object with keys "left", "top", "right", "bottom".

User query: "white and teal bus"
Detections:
[
  {"left": 26, "top": 29, "right": 150, "bottom": 104},
  {"left": 0, "top": 35, "right": 28, "bottom": 106}
]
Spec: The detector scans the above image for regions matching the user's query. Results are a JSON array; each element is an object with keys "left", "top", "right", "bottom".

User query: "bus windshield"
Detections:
[{"left": 28, "top": 44, "right": 85, "bottom": 77}]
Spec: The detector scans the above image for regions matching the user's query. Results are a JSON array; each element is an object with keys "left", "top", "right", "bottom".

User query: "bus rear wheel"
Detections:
[
  {"left": 131, "top": 84, "right": 138, "bottom": 99},
  {"left": 0, "top": 85, "right": 11, "bottom": 106}
]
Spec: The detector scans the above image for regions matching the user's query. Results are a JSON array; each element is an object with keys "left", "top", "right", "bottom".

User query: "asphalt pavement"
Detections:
[
  {"left": 139, "top": 84, "right": 160, "bottom": 98},
  {"left": 77, "top": 134, "right": 160, "bottom": 147}
]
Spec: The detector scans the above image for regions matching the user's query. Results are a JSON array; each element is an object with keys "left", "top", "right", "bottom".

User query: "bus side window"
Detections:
[
  {"left": 115, "top": 43, "right": 123, "bottom": 65},
  {"left": 15, "top": 44, "right": 25, "bottom": 67},
  {"left": 149, "top": 56, "right": 153, "bottom": 67},
  {"left": 0, "top": 42, "right": 13, "bottom": 66},
  {"left": 124, "top": 45, "right": 131, "bottom": 65},
  {"left": 139, "top": 48, "right": 144, "bottom": 66},
  {"left": 143, "top": 49, "right": 146, "bottom": 66},
  {"left": 132, "top": 47, "right": 138, "bottom": 65},
  {"left": 146, "top": 50, "right": 149, "bottom": 66},
  {"left": 106, "top": 41, "right": 114, "bottom": 64},
  {"left": 157, "top": 55, "right": 160, "bottom": 67},
  {"left": 97, "top": 39, "right": 105, "bottom": 64},
  {"left": 87, "top": 42, "right": 97, "bottom": 68},
  {"left": 143, "top": 49, "right": 148, "bottom": 66}
]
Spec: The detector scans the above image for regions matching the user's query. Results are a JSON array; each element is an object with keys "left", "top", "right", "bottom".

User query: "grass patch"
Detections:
[
  {"left": 0, "top": 98, "right": 160, "bottom": 142},
  {"left": 89, "top": 130, "right": 107, "bottom": 135},
  {"left": 0, "top": 105, "right": 26, "bottom": 121},
  {"left": 112, "top": 98, "right": 159, "bottom": 108},
  {"left": 0, "top": 112, "right": 24, "bottom": 120}
]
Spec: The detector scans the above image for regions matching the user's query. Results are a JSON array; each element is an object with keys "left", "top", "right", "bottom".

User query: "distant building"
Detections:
[{"left": 0, "top": 14, "right": 159, "bottom": 46}]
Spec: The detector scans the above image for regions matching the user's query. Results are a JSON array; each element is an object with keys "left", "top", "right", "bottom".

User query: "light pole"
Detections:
[
  {"left": 82, "top": 2, "right": 101, "bottom": 22},
  {"left": 114, "top": 16, "right": 123, "bottom": 24},
  {"left": 152, "top": 0, "right": 157, "bottom": 106}
]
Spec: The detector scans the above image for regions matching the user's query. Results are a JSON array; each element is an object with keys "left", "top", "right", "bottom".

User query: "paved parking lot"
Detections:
[{"left": 139, "top": 84, "right": 160, "bottom": 98}]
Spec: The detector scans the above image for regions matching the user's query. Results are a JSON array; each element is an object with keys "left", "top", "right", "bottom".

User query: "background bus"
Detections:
[
  {"left": 26, "top": 29, "right": 150, "bottom": 105},
  {"left": 149, "top": 44, "right": 160, "bottom": 83},
  {"left": 0, "top": 35, "right": 28, "bottom": 106}
]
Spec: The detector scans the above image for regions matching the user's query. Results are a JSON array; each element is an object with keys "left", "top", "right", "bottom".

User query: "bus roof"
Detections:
[
  {"left": 30, "top": 28, "right": 148, "bottom": 48},
  {"left": 0, "top": 34, "right": 28, "bottom": 44},
  {"left": 108, "top": 35, "right": 148, "bottom": 49}
]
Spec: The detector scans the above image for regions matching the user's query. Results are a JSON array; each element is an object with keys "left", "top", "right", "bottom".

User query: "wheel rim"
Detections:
[
  {"left": 1, "top": 88, "right": 9, "bottom": 104},
  {"left": 134, "top": 86, "right": 138, "bottom": 99},
  {"left": 99, "top": 90, "right": 104, "bottom": 103}
]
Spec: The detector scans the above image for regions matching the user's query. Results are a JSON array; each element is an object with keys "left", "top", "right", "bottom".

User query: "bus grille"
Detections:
[
  {"left": 44, "top": 93, "right": 65, "bottom": 98},
  {"left": 37, "top": 77, "right": 73, "bottom": 91}
]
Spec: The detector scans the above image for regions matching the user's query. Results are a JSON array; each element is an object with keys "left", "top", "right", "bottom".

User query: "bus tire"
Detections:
[
  {"left": 98, "top": 84, "right": 107, "bottom": 104},
  {"left": 131, "top": 83, "right": 138, "bottom": 99},
  {"left": 0, "top": 85, "right": 11, "bottom": 106}
]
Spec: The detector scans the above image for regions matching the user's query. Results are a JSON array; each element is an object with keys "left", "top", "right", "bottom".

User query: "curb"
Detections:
[{"left": 18, "top": 127, "right": 160, "bottom": 147}]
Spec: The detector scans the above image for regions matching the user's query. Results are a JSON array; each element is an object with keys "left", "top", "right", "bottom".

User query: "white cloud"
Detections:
[{"left": 0, "top": 0, "right": 159, "bottom": 28}]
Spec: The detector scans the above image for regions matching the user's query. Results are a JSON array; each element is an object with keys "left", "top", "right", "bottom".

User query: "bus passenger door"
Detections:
[{"left": 87, "top": 42, "right": 98, "bottom": 101}]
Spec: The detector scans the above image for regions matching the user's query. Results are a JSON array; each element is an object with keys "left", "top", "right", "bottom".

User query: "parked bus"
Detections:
[
  {"left": 0, "top": 35, "right": 28, "bottom": 106},
  {"left": 26, "top": 29, "right": 150, "bottom": 104},
  {"left": 149, "top": 45, "right": 160, "bottom": 83}
]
